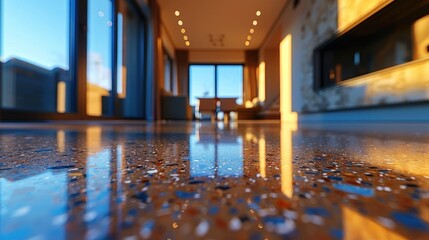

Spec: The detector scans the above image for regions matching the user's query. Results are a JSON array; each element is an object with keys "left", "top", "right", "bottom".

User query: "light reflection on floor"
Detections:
[{"left": 0, "top": 121, "right": 428, "bottom": 239}]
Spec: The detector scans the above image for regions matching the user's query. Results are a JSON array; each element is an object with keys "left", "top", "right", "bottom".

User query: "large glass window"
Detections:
[
  {"left": 117, "top": 0, "right": 146, "bottom": 118},
  {"left": 87, "top": 0, "right": 113, "bottom": 116},
  {"left": 189, "top": 64, "right": 243, "bottom": 106},
  {"left": 163, "top": 53, "right": 173, "bottom": 93},
  {"left": 217, "top": 65, "right": 243, "bottom": 104},
  {"left": 189, "top": 65, "right": 215, "bottom": 106},
  {"left": 87, "top": 0, "right": 146, "bottom": 117},
  {"left": 0, "top": 0, "right": 148, "bottom": 119},
  {"left": 0, "top": 0, "right": 73, "bottom": 113}
]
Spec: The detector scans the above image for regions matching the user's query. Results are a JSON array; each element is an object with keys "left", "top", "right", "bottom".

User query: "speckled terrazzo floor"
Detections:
[{"left": 1, "top": 121, "right": 429, "bottom": 240}]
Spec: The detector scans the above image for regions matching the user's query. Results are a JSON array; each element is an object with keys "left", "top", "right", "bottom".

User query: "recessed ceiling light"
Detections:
[
  {"left": 175, "top": 11, "right": 180, "bottom": 16},
  {"left": 178, "top": 20, "right": 183, "bottom": 26},
  {"left": 250, "top": 28, "right": 255, "bottom": 33},
  {"left": 256, "top": 11, "right": 261, "bottom": 16},
  {"left": 247, "top": 35, "right": 252, "bottom": 40},
  {"left": 181, "top": 28, "right": 186, "bottom": 34},
  {"left": 245, "top": 41, "right": 250, "bottom": 46},
  {"left": 183, "top": 35, "right": 188, "bottom": 40},
  {"left": 185, "top": 41, "right": 190, "bottom": 46},
  {"left": 253, "top": 20, "right": 258, "bottom": 26}
]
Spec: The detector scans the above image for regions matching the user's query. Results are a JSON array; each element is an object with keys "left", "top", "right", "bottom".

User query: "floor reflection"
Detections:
[
  {"left": 342, "top": 206, "right": 406, "bottom": 240},
  {"left": 281, "top": 123, "right": 297, "bottom": 198},
  {"left": 0, "top": 122, "right": 428, "bottom": 239},
  {"left": 85, "top": 149, "right": 111, "bottom": 239},
  {"left": 1, "top": 171, "right": 68, "bottom": 239},
  {"left": 190, "top": 123, "right": 243, "bottom": 177}
]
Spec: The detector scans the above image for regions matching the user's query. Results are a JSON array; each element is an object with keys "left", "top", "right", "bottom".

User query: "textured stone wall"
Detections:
[{"left": 262, "top": 0, "right": 429, "bottom": 113}]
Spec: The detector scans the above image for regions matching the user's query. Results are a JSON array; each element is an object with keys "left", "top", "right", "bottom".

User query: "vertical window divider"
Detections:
[
  {"left": 141, "top": 15, "right": 148, "bottom": 119},
  {"left": 74, "top": 0, "right": 88, "bottom": 117},
  {"left": 0, "top": 2, "right": 2, "bottom": 116},
  {"left": 110, "top": 0, "right": 119, "bottom": 116},
  {"left": 214, "top": 65, "right": 218, "bottom": 98}
]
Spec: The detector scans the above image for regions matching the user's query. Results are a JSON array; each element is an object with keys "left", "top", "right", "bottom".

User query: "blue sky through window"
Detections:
[
  {"left": 1, "top": 0, "right": 69, "bottom": 70},
  {"left": 87, "top": 0, "right": 112, "bottom": 90},
  {"left": 217, "top": 65, "right": 243, "bottom": 104},
  {"left": 189, "top": 64, "right": 243, "bottom": 106},
  {"left": 1, "top": 0, "right": 113, "bottom": 90},
  {"left": 189, "top": 65, "right": 215, "bottom": 106}
]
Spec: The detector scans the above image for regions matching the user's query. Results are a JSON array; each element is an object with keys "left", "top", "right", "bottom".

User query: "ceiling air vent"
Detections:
[{"left": 209, "top": 34, "right": 225, "bottom": 47}]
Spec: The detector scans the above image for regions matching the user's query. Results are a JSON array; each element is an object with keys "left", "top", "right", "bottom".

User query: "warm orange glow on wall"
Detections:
[
  {"left": 258, "top": 61, "right": 266, "bottom": 102},
  {"left": 280, "top": 34, "right": 297, "bottom": 122},
  {"left": 57, "top": 81, "right": 66, "bottom": 113},
  {"left": 258, "top": 136, "right": 266, "bottom": 178},
  {"left": 280, "top": 123, "right": 297, "bottom": 198},
  {"left": 413, "top": 15, "right": 429, "bottom": 59},
  {"left": 337, "top": 0, "right": 392, "bottom": 31},
  {"left": 358, "top": 59, "right": 429, "bottom": 105}
]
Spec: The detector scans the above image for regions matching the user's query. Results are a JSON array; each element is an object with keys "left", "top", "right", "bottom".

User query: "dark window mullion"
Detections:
[
  {"left": 214, "top": 65, "right": 218, "bottom": 98},
  {"left": 110, "top": 0, "right": 119, "bottom": 116},
  {"left": 74, "top": 0, "right": 88, "bottom": 117}
]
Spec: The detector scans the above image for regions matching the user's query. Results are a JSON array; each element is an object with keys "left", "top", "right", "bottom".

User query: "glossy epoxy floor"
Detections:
[{"left": 1, "top": 121, "right": 429, "bottom": 240}]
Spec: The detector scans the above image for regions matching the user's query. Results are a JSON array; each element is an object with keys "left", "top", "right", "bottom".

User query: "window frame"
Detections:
[
  {"left": 163, "top": 49, "right": 174, "bottom": 93},
  {"left": 0, "top": 0, "right": 150, "bottom": 121},
  {"left": 188, "top": 63, "right": 244, "bottom": 106}
]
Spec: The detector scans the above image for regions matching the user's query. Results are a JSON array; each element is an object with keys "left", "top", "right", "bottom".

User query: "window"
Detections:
[
  {"left": 87, "top": 0, "right": 146, "bottom": 117},
  {"left": 1, "top": 0, "right": 73, "bottom": 113},
  {"left": 315, "top": 0, "right": 429, "bottom": 88},
  {"left": 189, "top": 65, "right": 215, "bottom": 106},
  {"left": 117, "top": 0, "right": 146, "bottom": 118},
  {"left": 163, "top": 52, "right": 173, "bottom": 93},
  {"left": 217, "top": 65, "right": 243, "bottom": 104},
  {"left": 87, "top": 0, "right": 113, "bottom": 116},
  {"left": 0, "top": 0, "right": 149, "bottom": 120},
  {"left": 189, "top": 64, "right": 243, "bottom": 106}
]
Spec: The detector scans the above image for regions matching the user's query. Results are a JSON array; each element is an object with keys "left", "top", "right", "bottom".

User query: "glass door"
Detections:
[
  {"left": 216, "top": 65, "right": 243, "bottom": 104},
  {"left": 86, "top": 0, "right": 113, "bottom": 116},
  {"left": 117, "top": 0, "right": 146, "bottom": 118},
  {"left": 189, "top": 64, "right": 243, "bottom": 106},
  {"left": 189, "top": 65, "right": 215, "bottom": 106}
]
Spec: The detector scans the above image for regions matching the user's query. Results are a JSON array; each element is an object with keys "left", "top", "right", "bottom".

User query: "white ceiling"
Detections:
[{"left": 157, "top": 0, "right": 289, "bottom": 50}]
